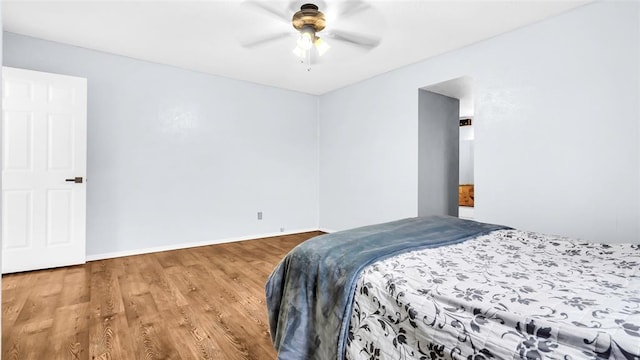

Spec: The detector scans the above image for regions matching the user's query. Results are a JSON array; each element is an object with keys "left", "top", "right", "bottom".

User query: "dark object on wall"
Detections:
[{"left": 460, "top": 118, "right": 472, "bottom": 126}]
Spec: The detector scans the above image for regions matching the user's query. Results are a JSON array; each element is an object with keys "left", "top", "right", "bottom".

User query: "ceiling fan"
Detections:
[{"left": 243, "top": 1, "right": 381, "bottom": 70}]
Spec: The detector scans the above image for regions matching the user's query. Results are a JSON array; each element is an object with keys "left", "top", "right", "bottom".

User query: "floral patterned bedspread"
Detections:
[{"left": 346, "top": 230, "right": 640, "bottom": 360}]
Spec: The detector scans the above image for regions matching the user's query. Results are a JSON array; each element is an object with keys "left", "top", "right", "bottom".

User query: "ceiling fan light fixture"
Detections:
[
  {"left": 292, "top": 4, "right": 326, "bottom": 33},
  {"left": 292, "top": 46, "right": 306, "bottom": 58},
  {"left": 291, "top": 3, "right": 331, "bottom": 70},
  {"left": 314, "top": 37, "right": 330, "bottom": 57},
  {"left": 297, "top": 26, "right": 315, "bottom": 51},
  {"left": 245, "top": 1, "right": 381, "bottom": 70}
]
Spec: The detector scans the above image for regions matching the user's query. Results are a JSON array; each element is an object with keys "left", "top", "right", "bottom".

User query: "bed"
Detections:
[{"left": 266, "top": 216, "right": 640, "bottom": 360}]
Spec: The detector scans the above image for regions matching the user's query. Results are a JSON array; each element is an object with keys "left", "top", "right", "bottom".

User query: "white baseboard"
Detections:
[
  {"left": 318, "top": 227, "right": 336, "bottom": 233},
  {"left": 85, "top": 228, "right": 320, "bottom": 262}
]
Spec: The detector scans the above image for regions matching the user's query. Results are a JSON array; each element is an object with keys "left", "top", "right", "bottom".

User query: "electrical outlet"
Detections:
[
  {"left": 257, "top": 211, "right": 263, "bottom": 220},
  {"left": 280, "top": 227, "right": 284, "bottom": 232}
]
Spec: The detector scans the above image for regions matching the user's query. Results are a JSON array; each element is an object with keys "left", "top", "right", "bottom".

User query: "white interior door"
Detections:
[{"left": 2, "top": 67, "right": 87, "bottom": 273}]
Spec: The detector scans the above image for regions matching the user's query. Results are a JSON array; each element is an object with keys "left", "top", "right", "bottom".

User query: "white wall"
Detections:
[
  {"left": 459, "top": 140, "right": 474, "bottom": 185},
  {"left": 3, "top": 2, "right": 638, "bottom": 250},
  {"left": 460, "top": 120, "right": 474, "bottom": 185},
  {"left": 318, "top": 72, "right": 419, "bottom": 231},
  {"left": 3, "top": 32, "right": 320, "bottom": 257},
  {"left": 319, "top": 1, "right": 640, "bottom": 243},
  {"left": 637, "top": 1, "right": 640, "bottom": 240}
]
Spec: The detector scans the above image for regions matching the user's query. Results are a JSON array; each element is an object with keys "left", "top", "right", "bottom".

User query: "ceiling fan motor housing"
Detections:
[{"left": 292, "top": 3, "right": 326, "bottom": 33}]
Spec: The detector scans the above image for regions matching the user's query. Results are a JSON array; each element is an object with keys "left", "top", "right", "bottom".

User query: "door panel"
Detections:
[
  {"left": 3, "top": 111, "right": 33, "bottom": 171},
  {"left": 2, "top": 190, "right": 32, "bottom": 249},
  {"left": 46, "top": 189, "right": 73, "bottom": 245},
  {"left": 2, "top": 67, "right": 87, "bottom": 273},
  {"left": 47, "top": 113, "right": 74, "bottom": 170}
]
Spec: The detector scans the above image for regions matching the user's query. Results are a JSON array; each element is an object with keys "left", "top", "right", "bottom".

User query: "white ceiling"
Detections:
[
  {"left": 423, "top": 76, "right": 475, "bottom": 117},
  {"left": 2, "top": 0, "right": 589, "bottom": 95}
]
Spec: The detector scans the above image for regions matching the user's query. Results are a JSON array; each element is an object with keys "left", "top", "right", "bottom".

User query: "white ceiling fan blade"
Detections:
[
  {"left": 326, "top": 29, "right": 380, "bottom": 49},
  {"left": 337, "top": 0, "right": 371, "bottom": 19},
  {"left": 242, "top": 32, "right": 292, "bottom": 48},
  {"left": 244, "top": 0, "right": 290, "bottom": 23}
]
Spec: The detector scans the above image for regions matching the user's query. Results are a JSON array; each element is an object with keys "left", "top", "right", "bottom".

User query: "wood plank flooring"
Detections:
[{"left": 2, "top": 231, "right": 322, "bottom": 360}]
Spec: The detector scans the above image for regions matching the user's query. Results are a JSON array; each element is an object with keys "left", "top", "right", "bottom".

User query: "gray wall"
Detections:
[
  {"left": 319, "top": 2, "right": 639, "bottom": 243},
  {"left": 418, "top": 90, "right": 459, "bottom": 217},
  {"left": 1, "top": 6, "right": 4, "bottom": 350},
  {"left": 3, "top": 32, "right": 320, "bottom": 257}
]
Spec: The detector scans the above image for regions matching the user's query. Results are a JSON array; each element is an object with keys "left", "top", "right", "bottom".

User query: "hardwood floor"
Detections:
[{"left": 2, "top": 231, "right": 322, "bottom": 360}]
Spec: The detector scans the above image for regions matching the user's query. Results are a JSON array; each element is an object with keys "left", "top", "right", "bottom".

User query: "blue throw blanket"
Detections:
[{"left": 265, "top": 216, "right": 509, "bottom": 360}]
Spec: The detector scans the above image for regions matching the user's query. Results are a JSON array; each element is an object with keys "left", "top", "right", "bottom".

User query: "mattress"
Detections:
[
  {"left": 345, "top": 229, "right": 640, "bottom": 359},
  {"left": 266, "top": 216, "right": 508, "bottom": 360}
]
